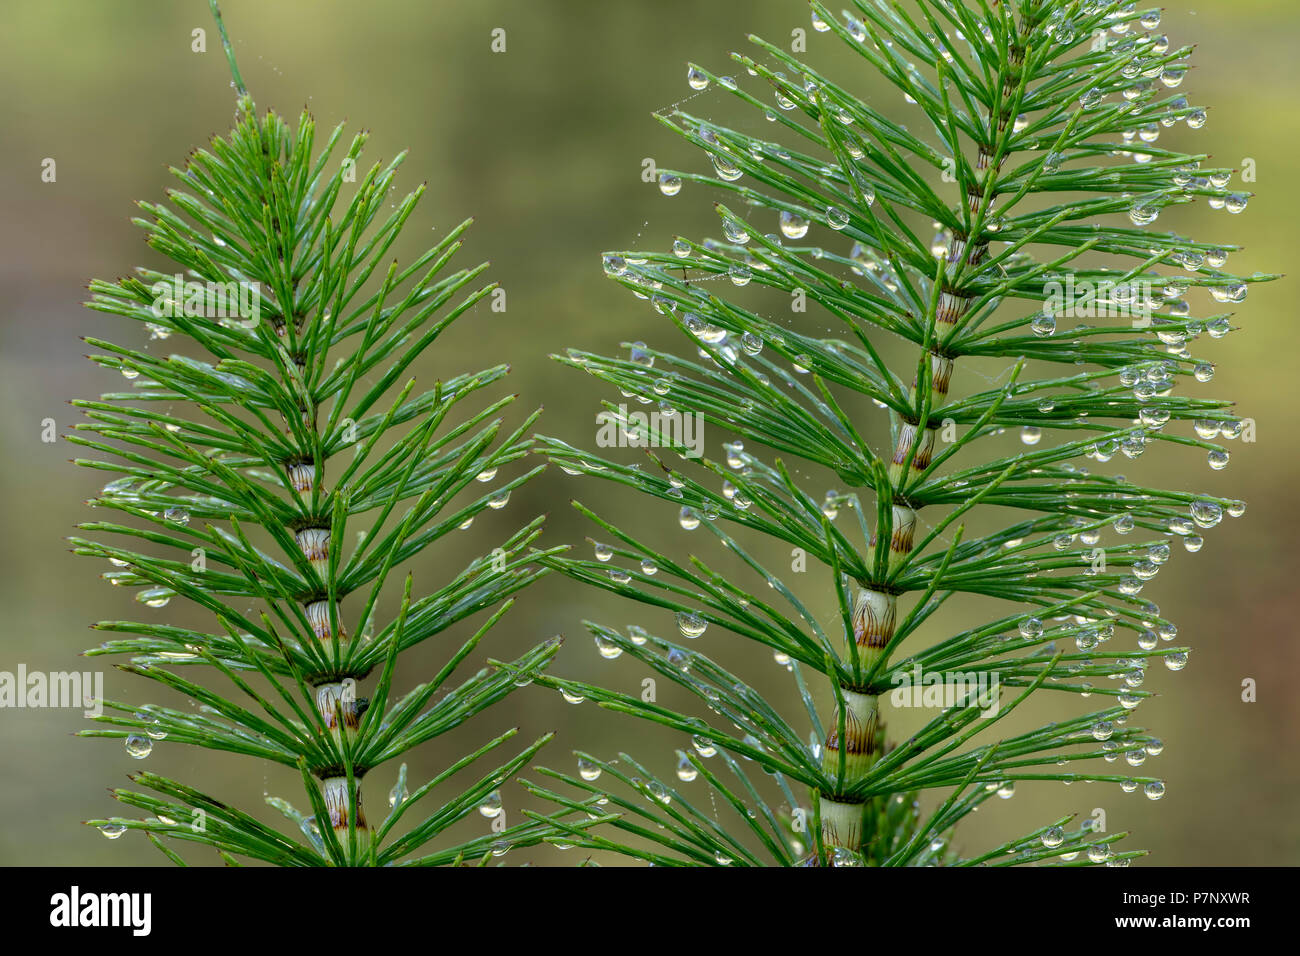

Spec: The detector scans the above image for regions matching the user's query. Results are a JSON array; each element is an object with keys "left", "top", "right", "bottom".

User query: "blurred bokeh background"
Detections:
[{"left": 0, "top": 0, "right": 1295, "bottom": 865}]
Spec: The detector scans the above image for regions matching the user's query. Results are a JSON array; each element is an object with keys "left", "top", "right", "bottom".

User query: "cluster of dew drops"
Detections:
[
  {"left": 104, "top": 473, "right": 512, "bottom": 619},
  {"left": 99, "top": 245, "right": 525, "bottom": 844},
  {"left": 95, "top": 462, "right": 514, "bottom": 843},
  {"left": 95, "top": 2, "right": 1227, "bottom": 851},
  {"left": 599, "top": 1, "right": 1220, "bottom": 852},
  {"left": 639, "top": 1, "right": 1255, "bottom": 481},
  {"left": 95, "top": 708, "right": 168, "bottom": 840}
]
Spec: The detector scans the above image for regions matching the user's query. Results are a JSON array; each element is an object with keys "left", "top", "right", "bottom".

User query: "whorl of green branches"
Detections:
[
  {"left": 526, "top": 0, "right": 1270, "bottom": 866},
  {"left": 71, "top": 3, "right": 570, "bottom": 866}
]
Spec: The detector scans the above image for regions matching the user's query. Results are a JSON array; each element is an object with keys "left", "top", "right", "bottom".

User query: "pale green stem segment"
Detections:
[{"left": 817, "top": 590, "right": 893, "bottom": 859}]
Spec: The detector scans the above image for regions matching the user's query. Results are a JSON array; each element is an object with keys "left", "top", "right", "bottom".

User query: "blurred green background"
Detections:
[{"left": 0, "top": 0, "right": 1295, "bottom": 865}]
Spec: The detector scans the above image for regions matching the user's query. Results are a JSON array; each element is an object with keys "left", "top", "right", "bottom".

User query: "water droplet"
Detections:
[
  {"left": 693, "top": 735, "right": 717, "bottom": 757},
  {"left": 1190, "top": 500, "right": 1222, "bottom": 528},
  {"left": 779, "top": 210, "right": 810, "bottom": 239},
  {"left": 1193, "top": 420, "right": 1221, "bottom": 440},
  {"left": 594, "top": 634, "right": 623, "bottom": 659},
  {"left": 125, "top": 734, "right": 153, "bottom": 759},
  {"left": 679, "top": 507, "right": 700, "bottom": 530},
  {"left": 687, "top": 66, "right": 709, "bottom": 91},
  {"left": 98, "top": 823, "right": 127, "bottom": 840},
  {"left": 1020, "top": 426, "right": 1042, "bottom": 446},
  {"left": 1210, "top": 282, "right": 1247, "bottom": 303},
  {"left": 1019, "top": 618, "right": 1043, "bottom": 639},
  {"left": 136, "top": 710, "right": 167, "bottom": 740},
  {"left": 676, "top": 612, "right": 707, "bottom": 639},
  {"left": 711, "top": 154, "right": 743, "bottom": 181},
  {"left": 1207, "top": 448, "right": 1230, "bottom": 470},
  {"left": 478, "top": 791, "right": 503, "bottom": 818},
  {"left": 847, "top": 172, "right": 877, "bottom": 207},
  {"left": 1163, "top": 651, "right": 1188, "bottom": 671},
  {"left": 658, "top": 173, "right": 682, "bottom": 197},
  {"left": 578, "top": 758, "right": 602, "bottom": 781},
  {"left": 721, "top": 216, "right": 750, "bottom": 244},
  {"left": 1041, "top": 826, "right": 1065, "bottom": 848},
  {"left": 1143, "top": 781, "right": 1166, "bottom": 801},
  {"left": 1139, "top": 406, "right": 1170, "bottom": 428},
  {"left": 1160, "top": 66, "right": 1186, "bottom": 88},
  {"left": 1127, "top": 199, "right": 1160, "bottom": 227},
  {"left": 487, "top": 490, "right": 510, "bottom": 509},
  {"left": 136, "top": 588, "right": 172, "bottom": 609},
  {"left": 388, "top": 767, "right": 408, "bottom": 808},
  {"left": 676, "top": 753, "right": 698, "bottom": 782},
  {"left": 826, "top": 206, "right": 850, "bottom": 230},
  {"left": 1031, "top": 313, "right": 1057, "bottom": 336}
]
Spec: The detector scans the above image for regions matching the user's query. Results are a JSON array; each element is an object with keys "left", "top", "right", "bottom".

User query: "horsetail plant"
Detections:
[
  {"left": 526, "top": 0, "right": 1272, "bottom": 866},
  {"left": 71, "top": 2, "right": 569, "bottom": 866}
]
